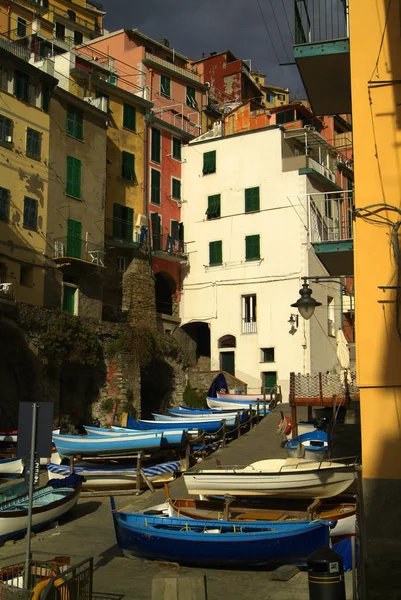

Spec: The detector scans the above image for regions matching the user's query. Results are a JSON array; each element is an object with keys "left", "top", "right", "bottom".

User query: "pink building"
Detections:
[{"left": 85, "top": 29, "right": 207, "bottom": 331}]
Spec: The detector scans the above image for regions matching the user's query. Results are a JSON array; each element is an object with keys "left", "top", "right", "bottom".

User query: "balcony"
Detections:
[
  {"left": 152, "top": 234, "right": 187, "bottom": 262},
  {"left": 293, "top": 0, "right": 351, "bottom": 115},
  {"left": 308, "top": 190, "right": 354, "bottom": 276},
  {"left": 242, "top": 319, "right": 257, "bottom": 334},
  {"left": 105, "top": 218, "right": 149, "bottom": 249},
  {"left": 0, "top": 282, "right": 14, "bottom": 301},
  {"left": 143, "top": 52, "right": 201, "bottom": 84},
  {"left": 53, "top": 238, "right": 105, "bottom": 266}
]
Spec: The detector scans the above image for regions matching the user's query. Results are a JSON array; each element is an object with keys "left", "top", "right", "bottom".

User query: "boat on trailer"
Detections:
[
  {"left": 52, "top": 431, "right": 162, "bottom": 457},
  {"left": 83, "top": 425, "right": 187, "bottom": 449},
  {"left": 206, "top": 397, "right": 270, "bottom": 414}
]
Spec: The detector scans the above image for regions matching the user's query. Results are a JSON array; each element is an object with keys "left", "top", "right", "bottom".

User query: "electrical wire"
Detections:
[
  {"left": 255, "top": 0, "right": 280, "bottom": 64},
  {"left": 369, "top": 0, "right": 393, "bottom": 81},
  {"left": 267, "top": 0, "right": 291, "bottom": 64}
]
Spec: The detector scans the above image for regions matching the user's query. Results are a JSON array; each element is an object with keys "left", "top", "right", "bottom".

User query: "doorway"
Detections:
[
  {"left": 263, "top": 371, "right": 277, "bottom": 393},
  {"left": 220, "top": 351, "right": 235, "bottom": 376}
]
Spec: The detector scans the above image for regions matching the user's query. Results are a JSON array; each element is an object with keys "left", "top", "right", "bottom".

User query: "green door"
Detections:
[
  {"left": 66, "top": 218, "right": 82, "bottom": 258},
  {"left": 63, "top": 286, "right": 76, "bottom": 315},
  {"left": 220, "top": 351, "right": 235, "bottom": 376},
  {"left": 263, "top": 371, "right": 277, "bottom": 393}
]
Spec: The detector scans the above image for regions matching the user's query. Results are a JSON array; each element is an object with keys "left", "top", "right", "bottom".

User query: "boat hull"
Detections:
[
  {"left": 0, "top": 457, "right": 24, "bottom": 476},
  {"left": 83, "top": 426, "right": 186, "bottom": 449},
  {"left": 52, "top": 432, "right": 162, "bottom": 457},
  {"left": 128, "top": 419, "right": 227, "bottom": 434},
  {"left": 206, "top": 397, "right": 270, "bottom": 414}
]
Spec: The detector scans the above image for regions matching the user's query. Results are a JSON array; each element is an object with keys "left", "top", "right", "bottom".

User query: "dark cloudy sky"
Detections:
[{"left": 101, "top": 0, "right": 304, "bottom": 97}]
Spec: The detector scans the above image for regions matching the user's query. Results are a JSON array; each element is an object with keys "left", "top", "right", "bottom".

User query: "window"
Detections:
[
  {"left": 277, "top": 94, "right": 286, "bottom": 101},
  {"left": 172, "top": 178, "right": 181, "bottom": 201},
  {"left": 0, "top": 115, "right": 12, "bottom": 144},
  {"left": 160, "top": 75, "right": 171, "bottom": 98},
  {"left": 327, "top": 296, "right": 335, "bottom": 336},
  {"left": 276, "top": 110, "right": 295, "bottom": 125},
  {"left": 66, "top": 106, "right": 84, "bottom": 140},
  {"left": 242, "top": 294, "right": 257, "bottom": 333},
  {"left": 121, "top": 151, "right": 136, "bottom": 181},
  {"left": 203, "top": 150, "right": 216, "bottom": 175},
  {"left": 20, "top": 265, "right": 34, "bottom": 287},
  {"left": 172, "top": 137, "right": 181, "bottom": 160},
  {"left": 171, "top": 219, "right": 179, "bottom": 240},
  {"left": 324, "top": 194, "right": 333, "bottom": 218},
  {"left": 123, "top": 104, "right": 136, "bottom": 131},
  {"left": 0, "top": 188, "right": 10, "bottom": 221},
  {"left": 151, "top": 128, "right": 161, "bottom": 163},
  {"left": 96, "top": 89, "right": 109, "bottom": 112},
  {"left": 23, "top": 197, "right": 38, "bottom": 229},
  {"left": 17, "top": 17, "right": 27, "bottom": 37},
  {"left": 113, "top": 203, "right": 133, "bottom": 242},
  {"left": 218, "top": 335, "right": 236, "bottom": 348},
  {"left": 67, "top": 9, "right": 76, "bottom": 21},
  {"left": 28, "top": 82, "right": 41, "bottom": 107},
  {"left": 26, "top": 128, "right": 41, "bottom": 159},
  {"left": 14, "top": 71, "right": 29, "bottom": 101},
  {"left": 55, "top": 22, "right": 65, "bottom": 40},
  {"left": 66, "top": 156, "right": 82, "bottom": 199},
  {"left": 209, "top": 240, "right": 222, "bottom": 266},
  {"left": 206, "top": 194, "right": 220, "bottom": 220},
  {"left": 245, "top": 187, "right": 260, "bottom": 213},
  {"left": 0, "top": 67, "right": 11, "bottom": 93},
  {"left": 186, "top": 86, "right": 196, "bottom": 108},
  {"left": 150, "top": 169, "right": 161, "bottom": 205},
  {"left": 261, "top": 347, "right": 275, "bottom": 363},
  {"left": 108, "top": 74, "right": 118, "bottom": 85},
  {"left": 245, "top": 234, "right": 260, "bottom": 261},
  {"left": 42, "top": 86, "right": 50, "bottom": 112},
  {"left": 117, "top": 256, "right": 126, "bottom": 272},
  {"left": 74, "top": 30, "right": 83, "bottom": 44}
]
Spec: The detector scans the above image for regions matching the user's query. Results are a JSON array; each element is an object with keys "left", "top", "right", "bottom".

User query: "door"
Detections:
[
  {"left": 63, "top": 286, "right": 76, "bottom": 315},
  {"left": 220, "top": 351, "right": 235, "bottom": 376},
  {"left": 66, "top": 218, "right": 82, "bottom": 258},
  {"left": 263, "top": 371, "right": 277, "bottom": 393},
  {"left": 151, "top": 213, "right": 161, "bottom": 251}
]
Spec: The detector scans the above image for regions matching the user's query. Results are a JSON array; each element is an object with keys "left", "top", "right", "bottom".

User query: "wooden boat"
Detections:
[
  {"left": 0, "top": 481, "right": 28, "bottom": 503},
  {"left": 110, "top": 497, "right": 330, "bottom": 567},
  {"left": 0, "top": 457, "right": 24, "bottom": 476},
  {"left": 206, "top": 396, "right": 270, "bottom": 414},
  {"left": 0, "top": 484, "right": 81, "bottom": 543},
  {"left": 152, "top": 413, "right": 238, "bottom": 427},
  {"left": 52, "top": 432, "right": 162, "bottom": 457},
  {"left": 217, "top": 391, "right": 271, "bottom": 401},
  {"left": 166, "top": 409, "right": 245, "bottom": 421},
  {"left": 127, "top": 418, "right": 229, "bottom": 434},
  {"left": 47, "top": 460, "right": 184, "bottom": 490},
  {"left": 111, "top": 425, "right": 200, "bottom": 442},
  {"left": 183, "top": 458, "right": 357, "bottom": 499},
  {"left": 83, "top": 426, "right": 187, "bottom": 448},
  {"left": 285, "top": 431, "right": 329, "bottom": 461}
]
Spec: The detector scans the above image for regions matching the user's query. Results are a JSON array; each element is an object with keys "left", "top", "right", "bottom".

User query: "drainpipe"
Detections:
[
  {"left": 143, "top": 117, "right": 153, "bottom": 279},
  {"left": 7, "top": 5, "right": 11, "bottom": 38}
]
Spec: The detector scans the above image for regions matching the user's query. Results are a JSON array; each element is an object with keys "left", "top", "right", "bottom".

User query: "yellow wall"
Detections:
[
  {"left": 0, "top": 88, "right": 50, "bottom": 306},
  {"left": 350, "top": 0, "right": 401, "bottom": 478}
]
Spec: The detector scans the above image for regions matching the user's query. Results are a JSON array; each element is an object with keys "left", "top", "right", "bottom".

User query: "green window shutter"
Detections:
[
  {"left": 151, "top": 212, "right": 161, "bottom": 250},
  {"left": 66, "top": 156, "right": 82, "bottom": 199},
  {"left": 160, "top": 75, "right": 171, "bottom": 98},
  {"left": 203, "top": 150, "right": 216, "bottom": 175},
  {"left": 113, "top": 203, "right": 123, "bottom": 238},
  {"left": 245, "top": 235, "right": 260, "bottom": 261},
  {"left": 0, "top": 187, "right": 10, "bottom": 221},
  {"left": 63, "top": 286, "right": 75, "bottom": 314},
  {"left": 123, "top": 104, "right": 136, "bottom": 131},
  {"left": 151, "top": 169, "right": 161, "bottom": 205},
  {"left": 151, "top": 128, "right": 161, "bottom": 163},
  {"left": 186, "top": 86, "right": 196, "bottom": 108},
  {"left": 26, "top": 128, "right": 41, "bottom": 158},
  {"left": 245, "top": 187, "right": 260, "bottom": 213},
  {"left": 206, "top": 194, "right": 221, "bottom": 219},
  {"left": 66, "top": 218, "right": 82, "bottom": 258},
  {"left": 66, "top": 107, "right": 83, "bottom": 139},
  {"left": 171, "top": 220, "right": 179, "bottom": 240},
  {"left": 172, "top": 137, "right": 181, "bottom": 160},
  {"left": 15, "top": 71, "right": 29, "bottom": 100},
  {"left": 209, "top": 240, "right": 222, "bottom": 266},
  {"left": 172, "top": 179, "right": 181, "bottom": 200},
  {"left": 125, "top": 206, "right": 134, "bottom": 242},
  {"left": 23, "top": 197, "right": 38, "bottom": 228},
  {"left": 122, "top": 151, "right": 136, "bottom": 180}
]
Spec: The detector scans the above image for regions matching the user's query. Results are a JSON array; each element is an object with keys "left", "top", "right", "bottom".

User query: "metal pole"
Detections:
[{"left": 24, "top": 402, "right": 38, "bottom": 589}]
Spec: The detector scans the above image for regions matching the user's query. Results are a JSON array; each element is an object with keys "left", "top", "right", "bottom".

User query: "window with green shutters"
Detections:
[
  {"left": 66, "top": 156, "right": 82, "bottom": 199},
  {"left": 245, "top": 234, "right": 260, "bottom": 261},
  {"left": 151, "top": 128, "right": 161, "bottom": 163},
  {"left": 14, "top": 71, "right": 29, "bottom": 101},
  {"left": 66, "top": 106, "right": 83, "bottom": 140},
  {"left": 23, "top": 196, "right": 38, "bottom": 229},
  {"left": 209, "top": 240, "right": 222, "bottom": 266},
  {"left": 245, "top": 187, "right": 260, "bottom": 213},
  {"left": 121, "top": 151, "right": 136, "bottom": 181},
  {"left": 150, "top": 169, "right": 161, "bottom": 205},
  {"left": 172, "top": 178, "right": 181, "bottom": 200},
  {"left": 203, "top": 150, "right": 216, "bottom": 175},
  {"left": 186, "top": 86, "right": 196, "bottom": 108},
  {"left": 160, "top": 75, "right": 171, "bottom": 98},
  {"left": 0, "top": 115, "right": 12, "bottom": 144},
  {"left": 113, "top": 203, "right": 134, "bottom": 242},
  {"left": 206, "top": 194, "right": 220, "bottom": 220},
  {"left": 0, "top": 187, "right": 10, "bottom": 221},
  {"left": 66, "top": 218, "right": 82, "bottom": 258},
  {"left": 26, "top": 128, "right": 41, "bottom": 159},
  {"left": 123, "top": 104, "right": 136, "bottom": 131},
  {"left": 172, "top": 137, "right": 181, "bottom": 161}
]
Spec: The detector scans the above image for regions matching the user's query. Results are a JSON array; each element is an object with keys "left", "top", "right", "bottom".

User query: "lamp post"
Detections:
[{"left": 291, "top": 278, "right": 322, "bottom": 320}]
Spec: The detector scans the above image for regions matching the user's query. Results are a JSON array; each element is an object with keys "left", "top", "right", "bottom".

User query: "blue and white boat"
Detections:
[
  {"left": 110, "top": 498, "right": 330, "bottom": 567},
  {"left": 206, "top": 397, "right": 270, "bottom": 415},
  {"left": 0, "top": 457, "right": 24, "bottom": 477},
  {"left": 48, "top": 460, "right": 183, "bottom": 490},
  {"left": 127, "top": 418, "right": 228, "bottom": 434},
  {"left": 167, "top": 408, "right": 246, "bottom": 421},
  {"left": 83, "top": 426, "right": 187, "bottom": 449},
  {"left": 285, "top": 431, "right": 329, "bottom": 462},
  {"left": 152, "top": 413, "right": 237, "bottom": 427},
  {"left": 52, "top": 432, "right": 162, "bottom": 457}
]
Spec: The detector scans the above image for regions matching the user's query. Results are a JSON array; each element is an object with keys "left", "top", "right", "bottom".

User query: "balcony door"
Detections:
[{"left": 66, "top": 218, "right": 82, "bottom": 258}]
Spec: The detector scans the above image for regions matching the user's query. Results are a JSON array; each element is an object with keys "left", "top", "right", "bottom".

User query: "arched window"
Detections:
[{"left": 218, "top": 335, "right": 236, "bottom": 349}]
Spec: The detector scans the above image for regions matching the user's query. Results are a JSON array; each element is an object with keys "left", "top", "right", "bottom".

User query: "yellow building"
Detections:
[{"left": 0, "top": 46, "right": 57, "bottom": 305}]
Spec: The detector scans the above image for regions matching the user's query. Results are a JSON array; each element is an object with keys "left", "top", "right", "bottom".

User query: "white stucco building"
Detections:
[{"left": 180, "top": 124, "right": 349, "bottom": 400}]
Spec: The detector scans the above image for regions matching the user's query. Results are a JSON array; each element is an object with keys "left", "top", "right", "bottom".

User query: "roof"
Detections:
[
  {"left": 284, "top": 128, "right": 337, "bottom": 153},
  {"left": 125, "top": 29, "right": 189, "bottom": 61},
  {"left": 189, "top": 124, "right": 280, "bottom": 147},
  {"left": 191, "top": 49, "right": 237, "bottom": 65}
]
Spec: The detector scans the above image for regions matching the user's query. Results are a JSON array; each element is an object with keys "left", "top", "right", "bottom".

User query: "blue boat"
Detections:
[
  {"left": 110, "top": 498, "right": 330, "bottom": 567},
  {"left": 52, "top": 431, "right": 162, "bottom": 457},
  {"left": 168, "top": 408, "right": 248, "bottom": 422},
  {"left": 285, "top": 431, "right": 329, "bottom": 461},
  {"left": 83, "top": 426, "right": 187, "bottom": 449},
  {"left": 152, "top": 413, "right": 238, "bottom": 427},
  {"left": 127, "top": 418, "right": 227, "bottom": 434}
]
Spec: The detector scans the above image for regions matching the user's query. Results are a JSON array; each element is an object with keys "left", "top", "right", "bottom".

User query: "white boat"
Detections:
[
  {"left": 0, "top": 457, "right": 24, "bottom": 476},
  {"left": 152, "top": 412, "right": 240, "bottom": 423},
  {"left": 217, "top": 392, "right": 268, "bottom": 401},
  {"left": 183, "top": 458, "right": 357, "bottom": 499},
  {"left": 207, "top": 397, "right": 270, "bottom": 412}
]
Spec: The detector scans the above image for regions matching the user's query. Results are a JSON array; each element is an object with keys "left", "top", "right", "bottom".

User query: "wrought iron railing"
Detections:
[
  {"left": 309, "top": 190, "right": 353, "bottom": 243},
  {"left": 294, "top": 0, "right": 349, "bottom": 45},
  {"left": 152, "top": 233, "right": 187, "bottom": 258},
  {"left": 105, "top": 218, "right": 148, "bottom": 247},
  {"left": 53, "top": 237, "right": 106, "bottom": 265},
  {"left": 241, "top": 319, "right": 257, "bottom": 334},
  {"left": 144, "top": 52, "right": 201, "bottom": 82},
  {"left": 0, "top": 281, "right": 13, "bottom": 300}
]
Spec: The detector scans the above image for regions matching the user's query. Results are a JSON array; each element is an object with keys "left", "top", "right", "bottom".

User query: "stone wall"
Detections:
[{"left": 122, "top": 254, "right": 157, "bottom": 329}]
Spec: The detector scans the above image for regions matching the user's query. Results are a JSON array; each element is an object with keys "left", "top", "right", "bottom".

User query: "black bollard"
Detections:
[{"left": 307, "top": 546, "right": 346, "bottom": 600}]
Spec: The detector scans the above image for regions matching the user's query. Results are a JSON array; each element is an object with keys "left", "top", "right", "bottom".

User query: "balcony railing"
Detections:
[
  {"left": 144, "top": 52, "right": 201, "bottom": 83},
  {"left": 242, "top": 319, "right": 257, "bottom": 334},
  {"left": 0, "top": 282, "right": 13, "bottom": 300},
  {"left": 105, "top": 218, "right": 149, "bottom": 248},
  {"left": 53, "top": 237, "right": 105, "bottom": 265},
  {"left": 307, "top": 156, "right": 337, "bottom": 184},
  {"left": 294, "top": 0, "right": 349, "bottom": 45},
  {"left": 309, "top": 190, "right": 353, "bottom": 243},
  {"left": 152, "top": 234, "right": 187, "bottom": 260},
  {"left": 0, "top": 32, "right": 31, "bottom": 61}
]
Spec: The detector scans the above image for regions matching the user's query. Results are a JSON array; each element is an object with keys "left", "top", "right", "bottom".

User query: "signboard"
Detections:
[{"left": 16, "top": 402, "right": 54, "bottom": 459}]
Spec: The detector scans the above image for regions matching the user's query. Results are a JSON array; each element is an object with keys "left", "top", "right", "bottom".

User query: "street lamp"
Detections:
[{"left": 291, "top": 278, "right": 322, "bottom": 320}]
